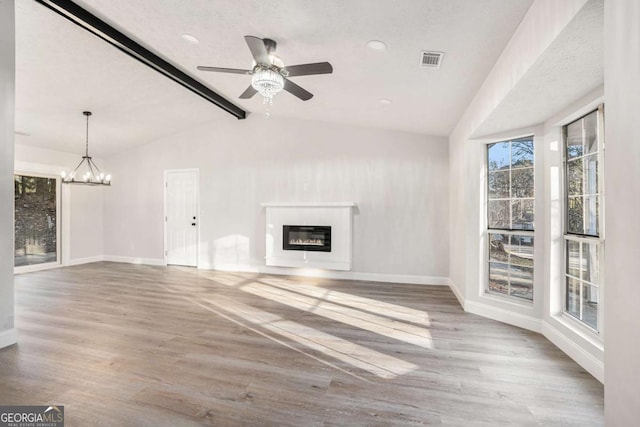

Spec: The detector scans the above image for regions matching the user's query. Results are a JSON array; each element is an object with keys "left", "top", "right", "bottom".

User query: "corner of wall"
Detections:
[
  {"left": 542, "top": 320, "right": 604, "bottom": 383},
  {"left": 448, "top": 278, "right": 465, "bottom": 309},
  {"left": 0, "top": 328, "right": 17, "bottom": 350},
  {"left": 65, "top": 255, "right": 105, "bottom": 266}
]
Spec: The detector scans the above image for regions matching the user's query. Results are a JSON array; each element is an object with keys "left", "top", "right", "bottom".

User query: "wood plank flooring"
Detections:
[{"left": 1, "top": 262, "right": 603, "bottom": 426}]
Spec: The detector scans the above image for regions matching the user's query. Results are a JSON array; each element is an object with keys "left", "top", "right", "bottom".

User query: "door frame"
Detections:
[{"left": 163, "top": 168, "right": 200, "bottom": 267}]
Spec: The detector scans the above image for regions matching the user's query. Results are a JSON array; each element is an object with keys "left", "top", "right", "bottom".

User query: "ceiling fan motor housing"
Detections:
[{"left": 262, "top": 38, "right": 277, "bottom": 53}]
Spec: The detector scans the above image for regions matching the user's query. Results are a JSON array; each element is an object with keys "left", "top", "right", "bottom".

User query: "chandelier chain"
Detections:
[{"left": 85, "top": 113, "right": 90, "bottom": 157}]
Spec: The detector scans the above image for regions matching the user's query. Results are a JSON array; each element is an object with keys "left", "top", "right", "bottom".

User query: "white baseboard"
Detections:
[
  {"left": 103, "top": 255, "right": 166, "bottom": 266},
  {"left": 0, "top": 328, "right": 17, "bottom": 349},
  {"left": 465, "top": 300, "right": 543, "bottom": 333},
  {"left": 15, "top": 256, "right": 105, "bottom": 274},
  {"left": 340, "top": 271, "right": 448, "bottom": 285},
  {"left": 542, "top": 320, "right": 604, "bottom": 383},
  {"left": 198, "top": 263, "right": 448, "bottom": 286},
  {"left": 265, "top": 257, "right": 351, "bottom": 271},
  {"left": 65, "top": 255, "right": 104, "bottom": 266},
  {"left": 447, "top": 279, "right": 465, "bottom": 309},
  {"left": 14, "top": 262, "right": 61, "bottom": 274}
]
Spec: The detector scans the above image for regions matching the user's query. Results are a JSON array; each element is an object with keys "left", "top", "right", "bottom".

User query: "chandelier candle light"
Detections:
[{"left": 61, "top": 111, "right": 111, "bottom": 186}]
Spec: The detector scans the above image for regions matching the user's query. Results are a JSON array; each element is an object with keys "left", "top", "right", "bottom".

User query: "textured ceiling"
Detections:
[
  {"left": 14, "top": 0, "right": 232, "bottom": 158},
  {"left": 15, "top": 0, "right": 534, "bottom": 156},
  {"left": 472, "top": 0, "right": 604, "bottom": 138}
]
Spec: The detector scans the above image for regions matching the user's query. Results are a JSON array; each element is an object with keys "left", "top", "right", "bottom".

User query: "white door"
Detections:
[{"left": 165, "top": 169, "right": 198, "bottom": 267}]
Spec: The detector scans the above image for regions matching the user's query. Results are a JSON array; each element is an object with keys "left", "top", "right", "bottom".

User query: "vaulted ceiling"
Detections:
[{"left": 15, "top": 0, "right": 535, "bottom": 157}]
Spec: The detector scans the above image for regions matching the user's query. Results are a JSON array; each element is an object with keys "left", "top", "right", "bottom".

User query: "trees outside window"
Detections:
[
  {"left": 487, "top": 137, "right": 534, "bottom": 301},
  {"left": 563, "top": 108, "right": 604, "bottom": 331},
  {"left": 14, "top": 174, "right": 58, "bottom": 267}
]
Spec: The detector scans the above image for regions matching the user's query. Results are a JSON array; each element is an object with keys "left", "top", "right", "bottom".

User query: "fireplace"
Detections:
[
  {"left": 283, "top": 225, "right": 332, "bottom": 252},
  {"left": 263, "top": 202, "right": 355, "bottom": 270}
]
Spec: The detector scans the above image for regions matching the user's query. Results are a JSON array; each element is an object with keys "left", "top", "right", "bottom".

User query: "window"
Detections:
[
  {"left": 487, "top": 137, "right": 534, "bottom": 300},
  {"left": 14, "top": 174, "right": 59, "bottom": 268},
  {"left": 563, "top": 107, "right": 604, "bottom": 331}
]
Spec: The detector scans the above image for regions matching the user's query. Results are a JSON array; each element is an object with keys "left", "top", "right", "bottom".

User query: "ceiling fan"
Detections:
[{"left": 197, "top": 36, "right": 333, "bottom": 104}]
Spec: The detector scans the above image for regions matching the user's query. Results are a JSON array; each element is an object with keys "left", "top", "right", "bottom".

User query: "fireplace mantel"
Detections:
[{"left": 263, "top": 202, "right": 356, "bottom": 271}]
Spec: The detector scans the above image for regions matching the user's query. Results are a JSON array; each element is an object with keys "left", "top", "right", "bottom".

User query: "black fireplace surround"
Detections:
[{"left": 283, "top": 225, "right": 332, "bottom": 252}]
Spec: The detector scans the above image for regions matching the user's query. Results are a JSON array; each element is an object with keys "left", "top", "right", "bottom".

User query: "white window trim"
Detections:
[
  {"left": 561, "top": 105, "right": 605, "bottom": 338},
  {"left": 486, "top": 136, "right": 536, "bottom": 302}
]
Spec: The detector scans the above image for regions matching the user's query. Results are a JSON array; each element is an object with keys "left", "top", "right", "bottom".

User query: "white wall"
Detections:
[
  {"left": 449, "top": 0, "right": 589, "bottom": 306},
  {"left": 14, "top": 144, "right": 104, "bottom": 265},
  {"left": 67, "top": 185, "right": 103, "bottom": 262},
  {"left": 0, "top": 0, "right": 16, "bottom": 349},
  {"left": 604, "top": 0, "right": 640, "bottom": 423},
  {"left": 448, "top": 0, "right": 605, "bottom": 381},
  {"left": 103, "top": 115, "right": 449, "bottom": 283}
]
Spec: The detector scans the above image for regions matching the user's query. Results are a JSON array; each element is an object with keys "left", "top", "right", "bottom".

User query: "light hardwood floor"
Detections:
[{"left": 1, "top": 262, "right": 603, "bottom": 426}]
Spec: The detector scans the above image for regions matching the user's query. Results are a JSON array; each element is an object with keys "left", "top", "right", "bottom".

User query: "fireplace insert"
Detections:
[{"left": 283, "top": 225, "right": 332, "bottom": 252}]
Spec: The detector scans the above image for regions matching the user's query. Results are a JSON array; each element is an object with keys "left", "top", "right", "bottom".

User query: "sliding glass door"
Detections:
[{"left": 14, "top": 174, "right": 60, "bottom": 269}]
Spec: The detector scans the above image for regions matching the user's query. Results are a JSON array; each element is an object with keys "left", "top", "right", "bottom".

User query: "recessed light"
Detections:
[
  {"left": 181, "top": 33, "right": 199, "bottom": 44},
  {"left": 379, "top": 98, "right": 392, "bottom": 105},
  {"left": 366, "top": 40, "right": 387, "bottom": 51}
]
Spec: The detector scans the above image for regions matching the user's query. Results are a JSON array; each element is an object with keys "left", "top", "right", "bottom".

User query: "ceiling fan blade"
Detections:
[
  {"left": 283, "top": 78, "right": 313, "bottom": 101},
  {"left": 285, "top": 62, "right": 333, "bottom": 77},
  {"left": 244, "top": 35, "right": 270, "bottom": 65},
  {"left": 196, "top": 66, "right": 251, "bottom": 74},
  {"left": 239, "top": 86, "right": 258, "bottom": 99}
]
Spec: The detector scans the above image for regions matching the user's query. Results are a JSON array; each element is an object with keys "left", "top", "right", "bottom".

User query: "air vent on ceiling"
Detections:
[{"left": 420, "top": 51, "right": 444, "bottom": 69}]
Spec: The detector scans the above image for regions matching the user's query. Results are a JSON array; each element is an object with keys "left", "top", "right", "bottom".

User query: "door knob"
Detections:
[{"left": 191, "top": 223, "right": 196, "bottom": 226}]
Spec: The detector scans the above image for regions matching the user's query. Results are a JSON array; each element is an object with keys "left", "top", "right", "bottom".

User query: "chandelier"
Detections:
[
  {"left": 61, "top": 111, "right": 111, "bottom": 186},
  {"left": 251, "top": 54, "right": 285, "bottom": 105}
]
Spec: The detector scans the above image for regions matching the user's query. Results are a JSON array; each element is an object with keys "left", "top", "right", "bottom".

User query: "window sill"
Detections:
[
  {"left": 551, "top": 312, "right": 604, "bottom": 351},
  {"left": 482, "top": 291, "right": 534, "bottom": 308}
]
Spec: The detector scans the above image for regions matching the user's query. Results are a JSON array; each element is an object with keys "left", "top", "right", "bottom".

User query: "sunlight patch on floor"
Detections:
[
  {"left": 205, "top": 272, "right": 257, "bottom": 287},
  {"left": 176, "top": 290, "right": 418, "bottom": 379},
  {"left": 250, "top": 277, "right": 431, "bottom": 326},
  {"left": 240, "top": 280, "right": 434, "bottom": 349}
]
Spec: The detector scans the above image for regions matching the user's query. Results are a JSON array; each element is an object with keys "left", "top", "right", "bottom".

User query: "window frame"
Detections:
[
  {"left": 486, "top": 136, "right": 535, "bottom": 232},
  {"left": 561, "top": 105, "right": 605, "bottom": 334},
  {"left": 487, "top": 229, "right": 535, "bottom": 300},
  {"left": 13, "top": 171, "right": 62, "bottom": 273},
  {"left": 486, "top": 136, "right": 535, "bottom": 301}
]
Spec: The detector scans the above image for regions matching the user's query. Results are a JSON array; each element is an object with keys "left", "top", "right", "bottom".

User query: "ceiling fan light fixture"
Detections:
[
  {"left": 197, "top": 36, "right": 332, "bottom": 103},
  {"left": 251, "top": 68, "right": 284, "bottom": 104}
]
